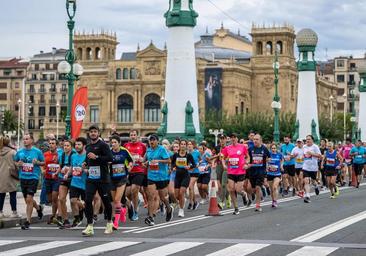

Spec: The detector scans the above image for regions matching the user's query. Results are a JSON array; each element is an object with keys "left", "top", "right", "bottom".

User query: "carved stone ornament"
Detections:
[
  {"left": 261, "top": 76, "right": 274, "bottom": 91},
  {"left": 144, "top": 61, "right": 161, "bottom": 75}
]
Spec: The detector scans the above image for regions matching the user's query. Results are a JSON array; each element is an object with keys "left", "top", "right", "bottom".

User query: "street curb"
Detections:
[{"left": 0, "top": 213, "right": 53, "bottom": 229}]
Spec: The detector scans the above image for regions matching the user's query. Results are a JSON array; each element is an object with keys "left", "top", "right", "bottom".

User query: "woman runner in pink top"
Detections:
[{"left": 221, "top": 133, "right": 250, "bottom": 215}]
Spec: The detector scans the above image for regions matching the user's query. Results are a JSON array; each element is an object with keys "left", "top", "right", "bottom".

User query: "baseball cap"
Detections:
[{"left": 296, "top": 138, "right": 302, "bottom": 143}]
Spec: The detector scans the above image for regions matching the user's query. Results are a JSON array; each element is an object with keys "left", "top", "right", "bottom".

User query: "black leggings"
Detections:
[
  {"left": 85, "top": 181, "right": 112, "bottom": 224},
  {"left": 0, "top": 191, "right": 17, "bottom": 212}
]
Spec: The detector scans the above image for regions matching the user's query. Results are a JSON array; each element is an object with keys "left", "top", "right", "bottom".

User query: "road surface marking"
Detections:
[
  {"left": 0, "top": 240, "right": 24, "bottom": 246},
  {"left": 291, "top": 210, "right": 366, "bottom": 242},
  {"left": 10, "top": 226, "right": 139, "bottom": 230},
  {"left": 55, "top": 241, "right": 140, "bottom": 256},
  {"left": 129, "top": 242, "right": 203, "bottom": 256},
  {"left": 0, "top": 241, "right": 81, "bottom": 256},
  {"left": 206, "top": 243, "right": 270, "bottom": 256},
  {"left": 287, "top": 246, "right": 338, "bottom": 256}
]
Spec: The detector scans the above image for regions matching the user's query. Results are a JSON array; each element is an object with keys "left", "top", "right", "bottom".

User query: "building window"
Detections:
[
  {"left": 0, "top": 93, "right": 6, "bottom": 100},
  {"left": 256, "top": 42, "right": 263, "bottom": 55},
  {"left": 266, "top": 42, "right": 273, "bottom": 55},
  {"left": 50, "top": 84, "right": 56, "bottom": 92},
  {"left": 86, "top": 48, "right": 92, "bottom": 60},
  {"left": 39, "top": 119, "right": 44, "bottom": 129},
  {"left": 291, "top": 85, "right": 295, "bottom": 99},
  {"left": 29, "top": 95, "right": 34, "bottom": 103},
  {"left": 40, "top": 95, "right": 45, "bottom": 103},
  {"left": 28, "top": 119, "right": 35, "bottom": 130},
  {"left": 144, "top": 93, "right": 160, "bottom": 123},
  {"left": 39, "top": 106, "right": 45, "bottom": 116},
  {"left": 350, "top": 62, "right": 356, "bottom": 70},
  {"left": 49, "top": 106, "right": 56, "bottom": 116},
  {"left": 61, "top": 84, "right": 67, "bottom": 92},
  {"left": 42, "top": 74, "right": 47, "bottom": 80},
  {"left": 337, "top": 102, "right": 344, "bottom": 110},
  {"left": 77, "top": 48, "right": 83, "bottom": 60},
  {"left": 130, "top": 68, "right": 137, "bottom": 79},
  {"left": 0, "top": 83, "right": 6, "bottom": 89},
  {"left": 51, "top": 95, "right": 56, "bottom": 104},
  {"left": 337, "top": 75, "right": 345, "bottom": 83},
  {"left": 123, "top": 68, "right": 129, "bottom": 80},
  {"left": 90, "top": 105, "right": 99, "bottom": 123},
  {"left": 349, "top": 74, "right": 355, "bottom": 85},
  {"left": 28, "top": 106, "right": 34, "bottom": 116},
  {"left": 3, "top": 69, "right": 11, "bottom": 76},
  {"left": 45, "top": 64, "right": 50, "bottom": 70},
  {"left": 62, "top": 95, "right": 66, "bottom": 103},
  {"left": 95, "top": 47, "right": 101, "bottom": 60},
  {"left": 337, "top": 88, "right": 345, "bottom": 96},
  {"left": 117, "top": 94, "right": 133, "bottom": 123},
  {"left": 240, "top": 102, "right": 244, "bottom": 114},
  {"left": 15, "top": 82, "right": 19, "bottom": 88},
  {"left": 29, "top": 84, "right": 35, "bottom": 93},
  {"left": 40, "top": 84, "right": 45, "bottom": 93},
  {"left": 116, "top": 68, "right": 121, "bottom": 80},
  {"left": 336, "top": 60, "right": 344, "bottom": 68},
  {"left": 31, "top": 74, "right": 37, "bottom": 80},
  {"left": 50, "top": 74, "right": 55, "bottom": 80},
  {"left": 235, "top": 106, "right": 239, "bottom": 115},
  {"left": 276, "top": 41, "right": 283, "bottom": 54}
]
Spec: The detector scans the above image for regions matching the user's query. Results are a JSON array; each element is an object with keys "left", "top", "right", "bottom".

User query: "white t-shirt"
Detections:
[
  {"left": 302, "top": 144, "right": 321, "bottom": 172},
  {"left": 291, "top": 147, "right": 304, "bottom": 169}
]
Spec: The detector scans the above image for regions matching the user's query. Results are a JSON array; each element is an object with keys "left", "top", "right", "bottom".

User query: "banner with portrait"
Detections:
[{"left": 204, "top": 67, "right": 223, "bottom": 114}]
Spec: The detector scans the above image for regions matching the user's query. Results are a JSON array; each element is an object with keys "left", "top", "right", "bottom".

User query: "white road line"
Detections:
[
  {"left": 0, "top": 240, "right": 24, "bottom": 246},
  {"left": 206, "top": 243, "right": 270, "bottom": 256},
  {"left": 0, "top": 241, "right": 81, "bottom": 256},
  {"left": 287, "top": 246, "right": 338, "bottom": 256},
  {"left": 55, "top": 241, "right": 140, "bottom": 256},
  {"left": 129, "top": 242, "right": 203, "bottom": 256},
  {"left": 291, "top": 210, "right": 366, "bottom": 242},
  {"left": 126, "top": 183, "right": 365, "bottom": 234}
]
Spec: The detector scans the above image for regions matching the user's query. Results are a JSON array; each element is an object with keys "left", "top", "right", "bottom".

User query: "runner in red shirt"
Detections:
[
  {"left": 124, "top": 130, "right": 147, "bottom": 221},
  {"left": 43, "top": 138, "right": 60, "bottom": 224}
]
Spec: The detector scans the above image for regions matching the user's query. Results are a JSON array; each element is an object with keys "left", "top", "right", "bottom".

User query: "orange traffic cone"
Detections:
[{"left": 206, "top": 180, "right": 222, "bottom": 216}]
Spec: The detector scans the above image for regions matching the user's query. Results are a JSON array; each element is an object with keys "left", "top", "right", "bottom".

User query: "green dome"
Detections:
[{"left": 296, "top": 28, "right": 318, "bottom": 47}]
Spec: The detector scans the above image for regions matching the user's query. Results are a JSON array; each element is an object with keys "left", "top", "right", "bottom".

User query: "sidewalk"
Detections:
[{"left": 0, "top": 190, "right": 57, "bottom": 229}]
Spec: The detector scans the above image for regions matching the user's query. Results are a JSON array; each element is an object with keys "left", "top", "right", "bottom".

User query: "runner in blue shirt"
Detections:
[
  {"left": 280, "top": 135, "right": 296, "bottom": 196},
  {"left": 145, "top": 134, "right": 173, "bottom": 226},
  {"left": 197, "top": 143, "right": 211, "bottom": 206},
  {"left": 350, "top": 140, "right": 366, "bottom": 188},
  {"left": 14, "top": 134, "right": 45, "bottom": 230},
  {"left": 267, "top": 144, "right": 283, "bottom": 208},
  {"left": 321, "top": 142, "right": 343, "bottom": 198},
  {"left": 187, "top": 140, "right": 200, "bottom": 210},
  {"left": 68, "top": 137, "right": 88, "bottom": 227}
]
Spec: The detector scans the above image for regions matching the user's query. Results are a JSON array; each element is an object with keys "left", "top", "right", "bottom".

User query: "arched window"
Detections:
[
  {"left": 95, "top": 47, "right": 101, "bottom": 60},
  {"left": 117, "top": 94, "right": 133, "bottom": 123},
  {"left": 123, "top": 68, "right": 129, "bottom": 79},
  {"left": 77, "top": 48, "right": 83, "bottom": 60},
  {"left": 276, "top": 41, "right": 283, "bottom": 54},
  {"left": 256, "top": 42, "right": 263, "bottom": 55},
  {"left": 144, "top": 93, "right": 161, "bottom": 123},
  {"left": 130, "top": 68, "right": 137, "bottom": 80},
  {"left": 116, "top": 68, "right": 121, "bottom": 80},
  {"left": 266, "top": 42, "right": 273, "bottom": 55},
  {"left": 240, "top": 101, "right": 244, "bottom": 114},
  {"left": 86, "top": 47, "right": 92, "bottom": 60}
]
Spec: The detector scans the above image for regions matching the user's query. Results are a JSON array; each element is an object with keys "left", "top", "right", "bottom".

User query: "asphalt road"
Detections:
[{"left": 0, "top": 184, "right": 365, "bottom": 256}]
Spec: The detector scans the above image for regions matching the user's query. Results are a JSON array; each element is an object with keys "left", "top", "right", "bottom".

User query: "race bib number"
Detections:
[
  {"left": 252, "top": 155, "right": 263, "bottom": 166},
  {"left": 356, "top": 155, "right": 363, "bottom": 159},
  {"left": 345, "top": 159, "right": 352, "bottom": 163},
  {"left": 304, "top": 152, "right": 312, "bottom": 161},
  {"left": 72, "top": 167, "right": 83, "bottom": 177},
  {"left": 284, "top": 155, "right": 291, "bottom": 161},
  {"left": 61, "top": 166, "right": 70, "bottom": 174},
  {"left": 176, "top": 158, "right": 187, "bottom": 168},
  {"left": 132, "top": 154, "right": 141, "bottom": 166},
  {"left": 47, "top": 164, "right": 59, "bottom": 174},
  {"left": 228, "top": 158, "right": 239, "bottom": 168},
  {"left": 112, "top": 164, "right": 126, "bottom": 176},
  {"left": 89, "top": 166, "right": 101, "bottom": 179},
  {"left": 268, "top": 164, "right": 278, "bottom": 172},
  {"left": 296, "top": 157, "right": 304, "bottom": 163},
  {"left": 198, "top": 164, "right": 207, "bottom": 173},
  {"left": 326, "top": 158, "right": 335, "bottom": 166},
  {"left": 149, "top": 161, "right": 159, "bottom": 172},
  {"left": 22, "top": 163, "right": 34, "bottom": 174}
]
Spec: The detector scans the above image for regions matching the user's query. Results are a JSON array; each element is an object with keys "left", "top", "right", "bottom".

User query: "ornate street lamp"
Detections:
[
  {"left": 272, "top": 50, "right": 281, "bottom": 144},
  {"left": 209, "top": 128, "right": 224, "bottom": 147},
  {"left": 17, "top": 99, "right": 22, "bottom": 148},
  {"left": 58, "top": 0, "right": 83, "bottom": 138}
]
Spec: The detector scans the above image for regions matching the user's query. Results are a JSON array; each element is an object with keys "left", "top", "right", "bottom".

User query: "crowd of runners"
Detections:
[{"left": 0, "top": 126, "right": 365, "bottom": 236}]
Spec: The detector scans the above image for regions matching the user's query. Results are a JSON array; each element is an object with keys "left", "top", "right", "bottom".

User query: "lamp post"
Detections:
[
  {"left": 342, "top": 93, "right": 347, "bottom": 142},
  {"left": 17, "top": 99, "right": 21, "bottom": 148},
  {"left": 329, "top": 95, "right": 334, "bottom": 122},
  {"left": 350, "top": 88, "right": 357, "bottom": 142},
  {"left": 209, "top": 128, "right": 224, "bottom": 147},
  {"left": 0, "top": 109, "right": 4, "bottom": 135},
  {"left": 56, "top": 101, "right": 60, "bottom": 139},
  {"left": 58, "top": 0, "right": 83, "bottom": 138},
  {"left": 272, "top": 50, "right": 281, "bottom": 144}
]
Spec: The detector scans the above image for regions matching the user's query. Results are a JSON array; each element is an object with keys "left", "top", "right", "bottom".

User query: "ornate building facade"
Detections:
[{"left": 70, "top": 24, "right": 338, "bottom": 139}]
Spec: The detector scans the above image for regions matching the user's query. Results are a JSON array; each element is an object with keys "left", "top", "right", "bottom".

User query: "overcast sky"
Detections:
[{"left": 1, "top": 0, "right": 365, "bottom": 60}]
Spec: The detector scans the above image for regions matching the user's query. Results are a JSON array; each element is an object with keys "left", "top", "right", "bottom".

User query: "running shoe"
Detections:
[
  {"left": 193, "top": 201, "right": 200, "bottom": 210},
  {"left": 160, "top": 202, "right": 165, "bottom": 216},
  {"left": 282, "top": 189, "right": 288, "bottom": 196},
  {"left": 218, "top": 202, "right": 224, "bottom": 210},
  {"left": 21, "top": 221, "right": 30, "bottom": 230},
  {"left": 233, "top": 208, "right": 240, "bottom": 215},
  {"left": 348, "top": 181, "right": 352, "bottom": 187},
  {"left": 292, "top": 189, "right": 296, "bottom": 197},
  {"left": 315, "top": 186, "right": 320, "bottom": 195},
  {"left": 251, "top": 193, "right": 255, "bottom": 201},
  {"left": 93, "top": 215, "right": 98, "bottom": 223},
  {"left": 356, "top": 182, "right": 360, "bottom": 188},
  {"left": 82, "top": 224, "right": 94, "bottom": 236},
  {"left": 71, "top": 218, "right": 82, "bottom": 228},
  {"left": 37, "top": 204, "right": 44, "bottom": 220},
  {"left": 200, "top": 199, "right": 207, "bottom": 205},
  {"left": 335, "top": 186, "right": 340, "bottom": 196},
  {"left": 272, "top": 200, "right": 278, "bottom": 208},
  {"left": 10, "top": 212, "right": 20, "bottom": 218},
  {"left": 128, "top": 205, "right": 134, "bottom": 220},
  {"left": 187, "top": 203, "right": 192, "bottom": 210},
  {"left": 255, "top": 206, "right": 262, "bottom": 212},
  {"left": 60, "top": 219, "right": 71, "bottom": 229},
  {"left": 120, "top": 207, "right": 127, "bottom": 223},
  {"left": 178, "top": 208, "right": 185, "bottom": 218},
  {"left": 104, "top": 222, "right": 113, "bottom": 234},
  {"left": 330, "top": 195, "right": 335, "bottom": 199},
  {"left": 131, "top": 211, "right": 139, "bottom": 221},
  {"left": 166, "top": 205, "right": 174, "bottom": 222},
  {"left": 304, "top": 197, "right": 311, "bottom": 203},
  {"left": 144, "top": 216, "right": 155, "bottom": 226},
  {"left": 47, "top": 215, "right": 55, "bottom": 225}
]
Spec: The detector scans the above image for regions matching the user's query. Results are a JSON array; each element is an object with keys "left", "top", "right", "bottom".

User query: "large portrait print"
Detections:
[{"left": 205, "top": 67, "right": 222, "bottom": 113}]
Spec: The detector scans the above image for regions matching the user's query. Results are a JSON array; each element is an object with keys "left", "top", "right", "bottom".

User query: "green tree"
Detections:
[{"left": 1, "top": 110, "right": 22, "bottom": 136}]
